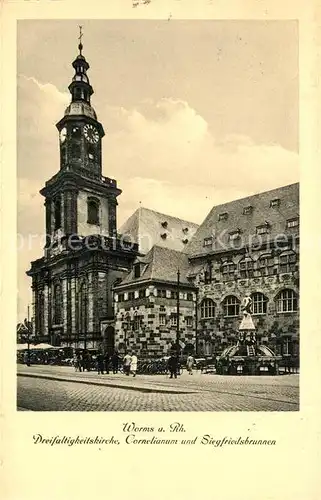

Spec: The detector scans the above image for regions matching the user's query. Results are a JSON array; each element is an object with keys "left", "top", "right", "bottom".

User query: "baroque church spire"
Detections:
[{"left": 63, "top": 26, "right": 98, "bottom": 121}]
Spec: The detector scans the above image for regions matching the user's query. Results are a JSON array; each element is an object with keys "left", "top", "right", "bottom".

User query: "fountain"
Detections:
[{"left": 216, "top": 295, "right": 282, "bottom": 375}]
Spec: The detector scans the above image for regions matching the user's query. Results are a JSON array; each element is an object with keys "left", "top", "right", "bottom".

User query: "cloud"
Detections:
[{"left": 17, "top": 76, "right": 299, "bottom": 318}]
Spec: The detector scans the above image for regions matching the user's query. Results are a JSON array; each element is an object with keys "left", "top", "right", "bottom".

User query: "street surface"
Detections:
[{"left": 17, "top": 365, "right": 299, "bottom": 412}]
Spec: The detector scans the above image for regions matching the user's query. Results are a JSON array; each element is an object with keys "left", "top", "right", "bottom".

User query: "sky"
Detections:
[{"left": 17, "top": 19, "right": 299, "bottom": 320}]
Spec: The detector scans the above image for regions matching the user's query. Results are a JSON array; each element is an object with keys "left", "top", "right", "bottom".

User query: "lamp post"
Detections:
[
  {"left": 195, "top": 288, "right": 199, "bottom": 356},
  {"left": 27, "top": 305, "right": 31, "bottom": 366},
  {"left": 123, "top": 322, "right": 128, "bottom": 354},
  {"left": 176, "top": 269, "right": 180, "bottom": 362}
]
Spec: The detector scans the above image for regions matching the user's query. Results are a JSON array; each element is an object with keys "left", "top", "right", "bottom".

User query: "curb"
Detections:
[{"left": 17, "top": 372, "right": 198, "bottom": 395}]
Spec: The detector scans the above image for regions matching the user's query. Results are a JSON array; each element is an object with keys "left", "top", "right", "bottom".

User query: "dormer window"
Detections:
[
  {"left": 243, "top": 206, "right": 253, "bottom": 215},
  {"left": 270, "top": 198, "right": 280, "bottom": 208},
  {"left": 161, "top": 221, "right": 168, "bottom": 228},
  {"left": 161, "top": 233, "right": 167, "bottom": 239},
  {"left": 287, "top": 218, "right": 299, "bottom": 229},
  {"left": 203, "top": 237, "right": 213, "bottom": 247},
  {"left": 257, "top": 224, "right": 269, "bottom": 235},
  {"left": 182, "top": 227, "right": 189, "bottom": 234},
  {"left": 182, "top": 238, "right": 189, "bottom": 245},
  {"left": 229, "top": 230, "right": 241, "bottom": 242},
  {"left": 218, "top": 212, "right": 228, "bottom": 221}
]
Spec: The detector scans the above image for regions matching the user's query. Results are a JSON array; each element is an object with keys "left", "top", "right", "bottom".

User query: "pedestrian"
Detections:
[
  {"left": 111, "top": 351, "right": 119, "bottom": 374},
  {"left": 97, "top": 351, "right": 104, "bottom": 375},
  {"left": 167, "top": 354, "right": 178, "bottom": 379},
  {"left": 130, "top": 352, "right": 138, "bottom": 377},
  {"left": 186, "top": 354, "right": 194, "bottom": 375},
  {"left": 104, "top": 351, "right": 110, "bottom": 374},
  {"left": 123, "top": 352, "right": 132, "bottom": 376}
]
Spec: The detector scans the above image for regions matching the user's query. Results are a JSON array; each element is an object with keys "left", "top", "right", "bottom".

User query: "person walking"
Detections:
[
  {"left": 186, "top": 354, "right": 194, "bottom": 375},
  {"left": 123, "top": 353, "right": 132, "bottom": 376},
  {"left": 111, "top": 352, "right": 119, "bottom": 374},
  {"left": 130, "top": 353, "right": 138, "bottom": 377},
  {"left": 96, "top": 351, "right": 104, "bottom": 375},
  {"left": 104, "top": 351, "right": 110, "bottom": 374},
  {"left": 168, "top": 354, "right": 178, "bottom": 379}
]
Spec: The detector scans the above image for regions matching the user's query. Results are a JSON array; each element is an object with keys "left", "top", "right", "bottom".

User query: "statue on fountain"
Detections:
[{"left": 239, "top": 294, "right": 256, "bottom": 344}]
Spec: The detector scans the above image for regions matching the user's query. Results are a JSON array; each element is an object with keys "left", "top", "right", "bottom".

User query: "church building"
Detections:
[{"left": 27, "top": 40, "right": 139, "bottom": 350}]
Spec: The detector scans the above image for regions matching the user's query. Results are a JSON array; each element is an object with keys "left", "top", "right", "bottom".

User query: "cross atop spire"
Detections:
[{"left": 78, "top": 25, "right": 83, "bottom": 55}]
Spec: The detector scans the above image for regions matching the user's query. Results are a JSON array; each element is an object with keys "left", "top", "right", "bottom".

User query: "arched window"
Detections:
[
  {"left": 258, "top": 253, "right": 274, "bottom": 276},
  {"left": 221, "top": 261, "right": 236, "bottom": 280},
  {"left": 239, "top": 257, "right": 254, "bottom": 278},
  {"left": 279, "top": 251, "right": 297, "bottom": 273},
  {"left": 79, "top": 281, "right": 88, "bottom": 332},
  {"left": 53, "top": 283, "right": 62, "bottom": 324},
  {"left": 251, "top": 292, "right": 268, "bottom": 315},
  {"left": 223, "top": 295, "right": 240, "bottom": 317},
  {"left": 87, "top": 198, "right": 100, "bottom": 225},
  {"left": 200, "top": 298, "right": 215, "bottom": 319},
  {"left": 87, "top": 145, "right": 96, "bottom": 161},
  {"left": 276, "top": 289, "right": 298, "bottom": 313},
  {"left": 54, "top": 198, "right": 62, "bottom": 230}
]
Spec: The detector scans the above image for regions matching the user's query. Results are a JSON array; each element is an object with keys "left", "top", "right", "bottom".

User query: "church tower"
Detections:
[{"left": 27, "top": 33, "right": 139, "bottom": 350}]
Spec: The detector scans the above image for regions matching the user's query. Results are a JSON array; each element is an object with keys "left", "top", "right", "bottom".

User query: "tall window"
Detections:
[
  {"left": 200, "top": 298, "right": 215, "bottom": 319},
  {"left": 53, "top": 283, "right": 62, "bottom": 324},
  {"left": 252, "top": 292, "right": 268, "bottom": 315},
  {"left": 133, "top": 315, "right": 142, "bottom": 332},
  {"left": 221, "top": 262, "right": 236, "bottom": 280},
  {"left": 170, "top": 315, "right": 178, "bottom": 327},
  {"left": 38, "top": 290, "right": 44, "bottom": 334},
  {"left": 159, "top": 314, "right": 166, "bottom": 326},
  {"left": 259, "top": 254, "right": 274, "bottom": 276},
  {"left": 279, "top": 251, "right": 297, "bottom": 273},
  {"left": 239, "top": 257, "right": 254, "bottom": 278},
  {"left": 223, "top": 296, "right": 240, "bottom": 317},
  {"left": 157, "top": 289, "right": 167, "bottom": 298},
  {"left": 87, "top": 198, "right": 100, "bottom": 225},
  {"left": 276, "top": 289, "right": 298, "bottom": 313},
  {"left": 79, "top": 282, "right": 88, "bottom": 332},
  {"left": 54, "top": 198, "right": 62, "bottom": 230}
]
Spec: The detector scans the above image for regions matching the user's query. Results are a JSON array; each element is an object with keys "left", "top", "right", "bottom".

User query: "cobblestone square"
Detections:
[{"left": 17, "top": 365, "right": 299, "bottom": 412}]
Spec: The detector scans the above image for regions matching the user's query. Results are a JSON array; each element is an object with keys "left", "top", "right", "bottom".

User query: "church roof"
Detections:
[
  {"left": 115, "top": 245, "right": 193, "bottom": 288},
  {"left": 119, "top": 207, "right": 199, "bottom": 255},
  {"left": 186, "top": 183, "right": 299, "bottom": 258}
]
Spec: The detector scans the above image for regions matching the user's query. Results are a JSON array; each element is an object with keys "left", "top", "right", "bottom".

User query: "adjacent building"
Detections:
[
  {"left": 119, "top": 206, "right": 199, "bottom": 255},
  {"left": 187, "top": 183, "right": 299, "bottom": 358},
  {"left": 113, "top": 246, "right": 197, "bottom": 357}
]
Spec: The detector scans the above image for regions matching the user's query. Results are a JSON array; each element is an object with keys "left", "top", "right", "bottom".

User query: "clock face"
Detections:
[
  {"left": 59, "top": 127, "right": 67, "bottom": 143},
  {"left": 84, "top": 124, "right": 99, "bottom": 144}
]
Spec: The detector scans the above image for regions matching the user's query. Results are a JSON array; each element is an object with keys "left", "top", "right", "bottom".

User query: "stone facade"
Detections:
[
  {"left": 114, "top": 284, "right": 196, "bottom": 357},
  {"left": 192, "top": 251, "right": 299, "bottom": 357}
]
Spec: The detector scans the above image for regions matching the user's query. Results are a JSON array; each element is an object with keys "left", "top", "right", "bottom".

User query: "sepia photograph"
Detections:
[{"left": 16, "top": 19, "right": 299, "bottom": 412}]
